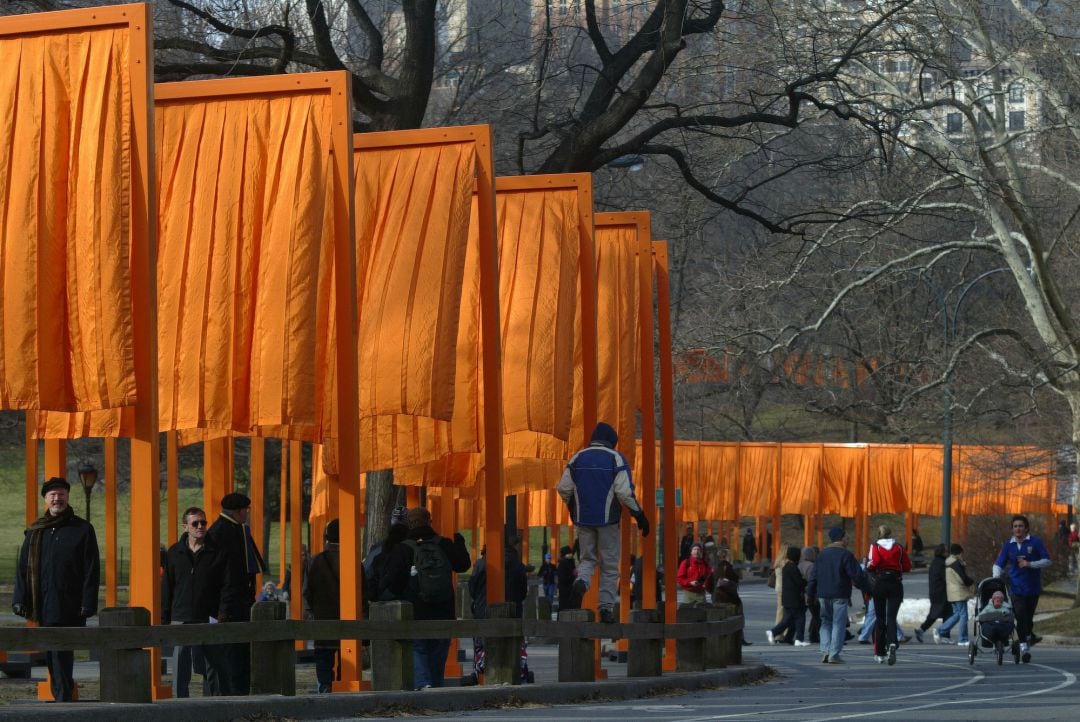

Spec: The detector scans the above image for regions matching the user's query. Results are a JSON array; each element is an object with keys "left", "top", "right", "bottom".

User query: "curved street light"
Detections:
[{"left": 78, "top": 461, "right": 98, "bottom": 521}]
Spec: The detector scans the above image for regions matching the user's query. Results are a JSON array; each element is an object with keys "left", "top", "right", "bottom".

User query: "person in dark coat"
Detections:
[
  {"left": 204, "top": 492, "right": 266, "bottom": 695},
  {"left": 914, "top": 544, "right": 949, "bottom": 642},
  {"left": 679, "top": 523, "right": 695, "bottom": 562},
  {"left": 742, "top": 528, "right": 757, "bottom": 563},
  {"left": 768, "top": 547, "right": 808, "bottom": 645},
  {"left": 162, "top": 506, "right": 222, "bottom": 697},
  {"left": 556, "top": 545, "right": 577, "bottom": 610},
  {"left": 378, "top": 506, "right": 471, "bottom": 689},
  {"left": 467, "top": 540, "right": 529, "bottom": 681},
  {"left": 304, "top": 519, "right": 340, "bottom": 693},
  {"left": 13, "top": 477, "right": 100, "bottom": 702}
]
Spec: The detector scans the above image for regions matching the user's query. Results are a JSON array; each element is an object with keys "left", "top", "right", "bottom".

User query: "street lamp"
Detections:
[
  {"left": 912, "top": 267, "right": 1009, "bottom": 547},
  {"left": 78, "top": 462, "right": 98, "bottom": 521}
]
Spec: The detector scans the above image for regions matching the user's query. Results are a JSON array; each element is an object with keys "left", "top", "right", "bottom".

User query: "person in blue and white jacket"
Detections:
[
  {"left": 557, "top": 422, "right": 649, "bottom": 623},
  {"left": 993, "top": 514, "right": 1050, "bottom": 663}
]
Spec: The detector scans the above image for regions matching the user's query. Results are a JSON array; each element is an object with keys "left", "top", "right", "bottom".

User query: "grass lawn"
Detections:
[{"left": 1035, "top": 604, "right": 1080, "bottom": 636}]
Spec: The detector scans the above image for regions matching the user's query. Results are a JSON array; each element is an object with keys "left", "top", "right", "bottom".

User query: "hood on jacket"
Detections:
[
  {"left": 876, "top": 538, "right": 897, "bottom": 550},
  {"left": 590, "top": 422, "right": 618, "bottom": 448},
  {"left": 800, "top": 546, "right": 817, "bottom": 563}
]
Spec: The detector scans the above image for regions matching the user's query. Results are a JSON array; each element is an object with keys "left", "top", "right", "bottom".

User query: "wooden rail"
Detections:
[{"left": 0, "top": 601, "right": 744, "bottom": 701}]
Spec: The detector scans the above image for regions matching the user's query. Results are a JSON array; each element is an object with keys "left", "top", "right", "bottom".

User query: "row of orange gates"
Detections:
[{"left": 0, "top": 3, "right": 1067, "bottom": 699}]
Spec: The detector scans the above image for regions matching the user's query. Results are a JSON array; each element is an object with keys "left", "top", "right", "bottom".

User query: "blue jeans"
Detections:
[
  {"left": 939, "top": 600, "right": 969, "bottom": 642},
  {"left": 413, "top": 638, "right": 452, "bottom": 688},
  {"left": 819, "top": 598, "right": 849, "bottom": 660}
]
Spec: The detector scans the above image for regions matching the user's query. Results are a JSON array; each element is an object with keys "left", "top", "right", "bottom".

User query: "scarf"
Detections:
[
  {"left": 25, "top": 506, "right": 75, "bottom": 623},
  {"left": 220, "top": 513, "right": 267, "bottom": 575}
]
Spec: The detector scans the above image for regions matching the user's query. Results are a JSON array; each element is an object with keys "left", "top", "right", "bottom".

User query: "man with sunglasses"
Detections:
[
  {"left": 162, "top": 507, "right": 222, "bottom": 696},
  {"left": 993, "top": 514, "right": 1050, "bottom": 663}
]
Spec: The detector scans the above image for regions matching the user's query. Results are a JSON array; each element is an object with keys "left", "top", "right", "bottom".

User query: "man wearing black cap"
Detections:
[
  {"left": 806, "top": 527, "right": 869, "bottom": 664},
  {"left": 205, "top": 492, "right": 266, "bottom": 695},
  {"left": 304, "top": 519, "right": 340, "bottom": 693},
  {"left": 13, "top": 477, "right": 100, "bottom": 702},
  {"left": 557, "top": 422, "right": 649, "bottom": 623}
]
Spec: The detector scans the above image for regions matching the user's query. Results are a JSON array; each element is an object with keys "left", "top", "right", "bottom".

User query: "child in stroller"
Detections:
[{"left": 970, "top": 577, "right": 1020, "bottom": 665}]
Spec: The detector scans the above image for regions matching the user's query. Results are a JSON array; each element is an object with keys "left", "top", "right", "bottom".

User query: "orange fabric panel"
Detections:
[
  {"left": 498, "top": 188, "right": 580, "bottom": 438},
  {"left": 699, "top": 442, "right": 737, "bottom": 520},
  {"left": 673, "top": 442, "right": 700, "bottom": 522},
  {"left": 354, "top": 143, "right": 475, "bottom": 422},
  {"left": 780, "top": 445, "right": 822, "bottom": 516},
  {"left": 821, "top": 445, "right": 862, "bottom": 517},
  {"left": 154, "top": 91, "right": 340, "bottom": 441},
  {"left": 867, "top": 445, "right": 910, "bottom": 514},
  {"left": 0, "top": 26, "right": 137, "bottom": 412},
  {"left": 738, "top": 444, "right": 778, "bottom": 517},
  {"left": 909, "top": 445, "right": 943, "bottom": 516},
  {"left": 594, "top": 224, "right": 639, "bottom": 460}
]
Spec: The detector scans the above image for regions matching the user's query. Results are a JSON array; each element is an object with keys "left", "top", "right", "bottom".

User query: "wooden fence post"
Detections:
[
  {"left": 484, "top": 602, "right": 522, "bottom": 685},
  {"left": 704, "top": 604, "right": 735, "bottom": 669},
  {"left": 675, "top": 606, "right": 707, "bottom": 672},
  {"left": 627, "top": 608, "right": 662, "bottom": 677},
  {"left": 370, "top": 601, "right": 414, "bottom": 691},
  {"left": 250, "top": 601, "right": 295, "bottom": 695},
  {"left": 98, "top": 607, "right": 151, "bottom": 703},
  {"left": 557, "top": 608, "right": 597, "bottom": 682}
]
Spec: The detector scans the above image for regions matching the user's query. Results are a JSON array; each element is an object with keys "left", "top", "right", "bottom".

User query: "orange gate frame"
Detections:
[
  {"left": 653, "top": 242, "right": 678, "bottom": 652},
  {"left": 352, "top": 126, "right": 506, "bottom": 606},
  {"left": 1, "top": 3, "right": 157, "bottom": 700}
]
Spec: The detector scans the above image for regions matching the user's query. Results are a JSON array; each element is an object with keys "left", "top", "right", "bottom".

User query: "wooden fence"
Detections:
[{"left": 0, "top": 601, "right": 744, "bottom": 702}]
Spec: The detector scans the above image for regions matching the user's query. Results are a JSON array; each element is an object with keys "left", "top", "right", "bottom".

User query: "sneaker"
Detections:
[
  {"left": 874, "top": 655, "right": 885, "bottom": 664},
  {"left": 599, "top": 608, "right": 616, "bottom": 624},
  {"left": 932, "top": 628, "right": 941, "bottom": 644},
  {"left": 827, "top": 656, "right": 845, "bottom": 664},
  {"left": 794, "top": 640, "right": 811, "bottom": 647},
  {"left": 887, "top": 643, "right": 897, "bottom": 666},
  {"left": 822, "top": 652, "right": 830, "bottom": 664},
  {"left": 957, "top": 640, "right": 969, "bottom": 646},
  {"left": 766, "top": 630, "right": 775, "bottom": 645},
  {"left": 1022, "top": 651, "right": 1031, "bottom": 663},
  {"left": 914, "top": 628, "right": 924, "bottom": 643}
]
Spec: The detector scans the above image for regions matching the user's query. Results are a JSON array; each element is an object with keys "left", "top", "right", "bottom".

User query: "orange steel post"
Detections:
[
  {"left": 520, "top": 493, "right": 530, "bottom": 564},
  {"left": 653, "top": 243, "right": 679, "bottom": 643},
  {"left": 104, "top": 438, "right": 118, "bottom": 608},
  {"left": 290, "top": 440, "right": 303, "bottom": 636},
  {"left": 250, "top": 437, "right": 266, "bottom": 589},
  {"left": 126, "top": 3, "right": 165, "bottom": 697},
  {"left": 25, "top": 417, "right": 38, "bottom": 526},
  {"left": 44, "top": 439, "right": 65, "bottom": 479},
  {"left": 166, "top": 432, "right": 178, "bottom": 547},
  {"left": 633, "top": 218, "right": 657, "bottom": 610},
  {"left": 204, "top": 438, "right": 229, "bottom": 520},
  {"left": 279, "top": 442, "right": 289, "bottom": 584}
]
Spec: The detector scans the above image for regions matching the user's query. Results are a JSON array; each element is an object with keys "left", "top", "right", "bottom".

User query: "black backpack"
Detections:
[{"left": 404, "top": 536, "right": 453, "bottom": 605}]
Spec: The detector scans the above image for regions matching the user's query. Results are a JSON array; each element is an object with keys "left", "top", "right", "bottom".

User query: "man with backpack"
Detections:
[{"left": 378, "top": 506, "right": 471, "bottom": 689}]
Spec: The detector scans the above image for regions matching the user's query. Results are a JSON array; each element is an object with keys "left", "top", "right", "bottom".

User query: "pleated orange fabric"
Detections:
[
  {"left": 821, "top": 445, "right": 862, "bottom": 516},
  {"left": 0, "top": 26, "right": 137, "bottom": 412},
  {"left": 909, "top": 445, "right": 944, "bottom": 516},
  {"left": 155, "top": 91, "right": 340, "bottom": 441},
  {"left": 594, "top": 223, "right": 639, "bottom": 459},
  {"left": 738, "top": 444, "right": 779, "bottom": 516},
  {"left": 780, "top": 444, "right": 823, "bottom": 515},
  {"left": 867, "top": 445, "right": 910, "bottom": 513}
]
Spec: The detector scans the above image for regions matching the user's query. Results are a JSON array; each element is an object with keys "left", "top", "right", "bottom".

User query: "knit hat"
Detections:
[
  {"left": 949, "top": 543, "right": 964, "bottom": 555},
  {"left": 324, "top": 519, "right": 340, "bottom": 544},
  {"left": 41, "top": 477, "right": 71, "bottom": 497},
  {"left": 221, "top": 492, "right": 251, "bottom": 511},
  {"left": 590, "top": 421, "right": 618, "bottom": 448},
  {"left": 560, "top": 545, "right": 572, "bottom": 555},
  {"left": 828, "top": 527, "right": 846, "bottom": 542}
]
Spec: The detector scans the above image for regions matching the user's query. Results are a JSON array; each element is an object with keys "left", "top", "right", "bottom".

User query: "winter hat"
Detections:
[
  {"left": 949, "top": 543, "right": 964, "bottom": 555},
  {"left": 828, "top": 527, "right": 846, "bottom": 542},
  {"left": 41, "top": 477, "right": 71, "bottom": 497},
  {"left": 324, "top": 519, "right": 340, "bottom": 544},
  {"left": 221, "top": 492, "right": 251, "bottom": 511},
  {"left": 560, "top": 545, "right": 572, "bottom": 556},
  {"left": 544, "top": 553, "right": 551, "bottom": 560},
  {"left": 590, "top": 421, "right": 619, "bottom": 448}
]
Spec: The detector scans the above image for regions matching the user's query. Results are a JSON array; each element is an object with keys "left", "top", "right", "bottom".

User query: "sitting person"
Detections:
[
  {"left": 257, "top": 580, "right": 279, "bottom": 602},
  {"left": 977, "top": 591, "right": 1015, "bottom": 645}
]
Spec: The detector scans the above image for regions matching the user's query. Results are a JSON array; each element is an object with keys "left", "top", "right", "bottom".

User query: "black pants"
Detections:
[
  {"left": 807, "top": 599, "right": 821, "bottom": 643},
  {"left": 45, "top": 649, "right": 75, "bottom": 702},
  {"left": 770, "top": 604, "right": 806, "bottom": 642},
  {"left": 871, "top": 576, "right": 903, "bottom": 656},
  {"left": 204, "top": 642, "right": 250, "bottom": 695},
  {"left": 1012, "top": 594, "right": 1039, "bottom": 644},
  {"left": 314, "top": 646, "right": 339, "bottom": 691},
  {"left": 919, "top": 599, "right": 949, "bottom": 631}
]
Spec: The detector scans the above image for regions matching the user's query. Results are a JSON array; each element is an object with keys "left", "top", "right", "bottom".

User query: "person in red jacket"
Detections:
[
  {"left": 678, "top": 543, "right": 710, "bottom": 604},
  {"left": 866, "top": 525, "right": 912, "bottom": 666}
]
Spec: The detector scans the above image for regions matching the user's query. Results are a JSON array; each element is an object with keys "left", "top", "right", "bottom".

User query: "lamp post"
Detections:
[
  {"left": 911, "top": 268, "right": 1008, "bottom": 547},
  {"left": 78, "top": 462, "right": 98, "bottom": 521}
]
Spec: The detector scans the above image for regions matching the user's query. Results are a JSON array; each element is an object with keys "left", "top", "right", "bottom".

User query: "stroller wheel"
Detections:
[
  {"left": 968, "top": 642, "right": 976, "bottom": 665},
  {"left": 996, "top": 643, "right": 1004, "bottom": 665}
]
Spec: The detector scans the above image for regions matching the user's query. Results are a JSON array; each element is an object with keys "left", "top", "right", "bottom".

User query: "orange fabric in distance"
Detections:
[
  {"left": 594, "top": 224, "right": 639, "bottom": 462},
  {"left": 0, "top": 27, "right": 137, "bottom": 412}
]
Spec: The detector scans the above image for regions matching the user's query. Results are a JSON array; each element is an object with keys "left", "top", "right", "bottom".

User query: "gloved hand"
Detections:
[
  {"left": 632, "top": 509, "right": 650, "bottom": 538},
  {"left": 12, "top": 603, "right": 25, "bottom": 618}
]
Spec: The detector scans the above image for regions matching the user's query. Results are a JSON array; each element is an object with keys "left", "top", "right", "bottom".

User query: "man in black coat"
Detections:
[
  {"left": 204, "top": 492, "right": 266, "bottom": 695},
  {"left": 303, "top": 519, "right": 340, "bottom": 693},
  {"left": 914, "top": 544, "right": 949, "bottom": 642},
  {"left": 162, "top": 506, "right": 222, "bottom": 697},
  {"left": 13, "top": 477, "right": 100, "bottom": 702},
  {"left": 378, "top": 506, "right": 471, "bottom": 689}
]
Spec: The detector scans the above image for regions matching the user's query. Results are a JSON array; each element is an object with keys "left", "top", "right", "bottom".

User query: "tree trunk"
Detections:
[{"left": 364, "top": 469, "right": 396, "bottom": 554}]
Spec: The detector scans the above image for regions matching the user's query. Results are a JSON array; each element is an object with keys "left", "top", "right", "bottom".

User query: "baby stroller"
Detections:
[{"left": 968, "top": 577, "right": 1020, "bottom": 666}]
